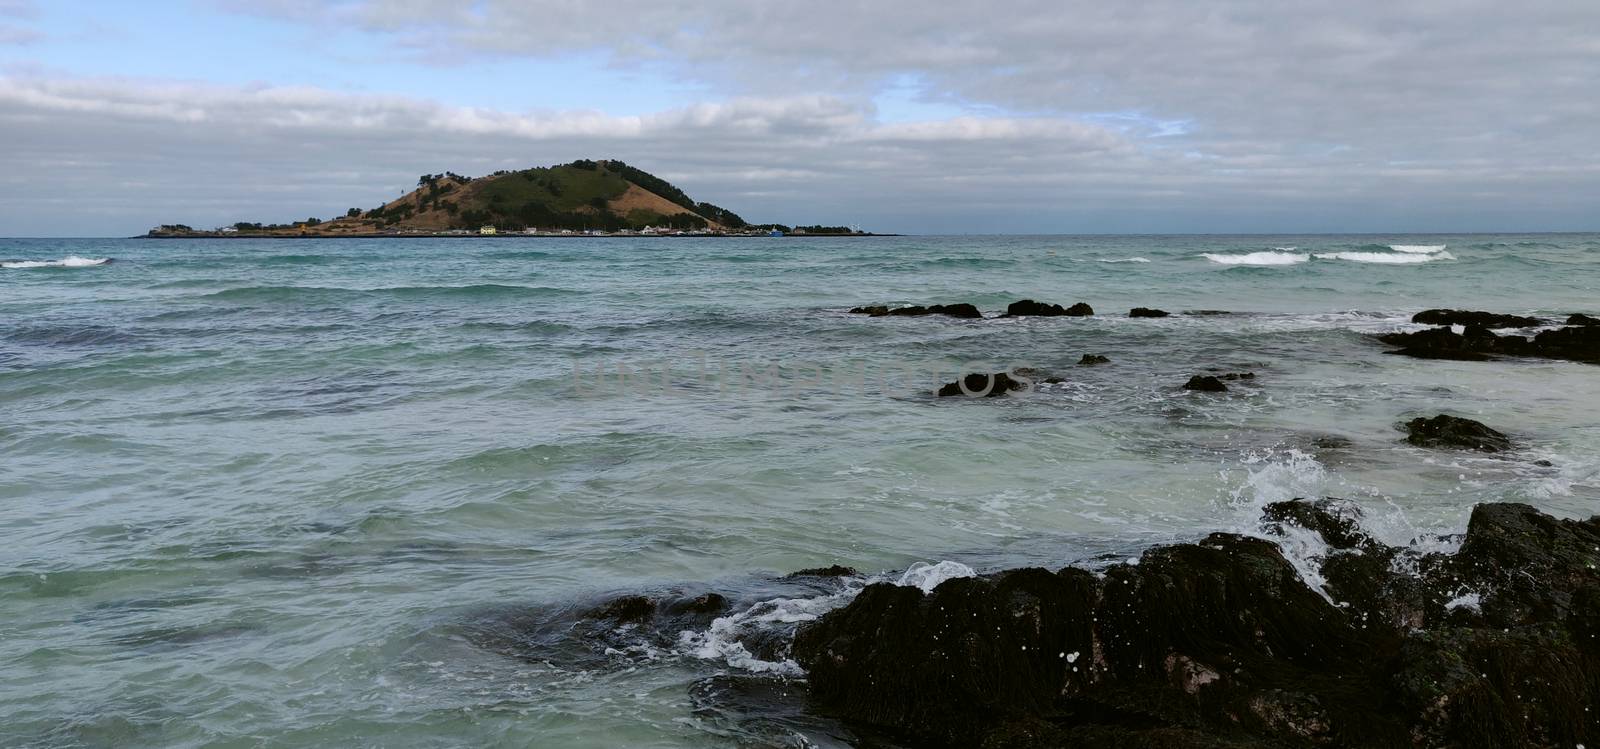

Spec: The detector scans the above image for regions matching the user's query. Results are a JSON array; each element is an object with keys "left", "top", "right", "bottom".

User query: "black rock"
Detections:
[
  {"left": 1077, "top": 354, "right": 1110, "bottom": 366},
  {"left": 1185, "top": 309, "right": 1233, "bottom": 316},
  {"left": 1567, "top": 313, "right": 1600, "bottom": 326},
  {"left": 790, "top": 500, "right": 1600, "bottom": 748},
  {"left": 1183, "top": 375, "right": 1228, "bottom": 392},
  {"left": 1002, "top": 299, "right": 1093, "bottom": 317},
  {"left": 1412, "top": 309, "right": 1543, "bottom": 328},
  {"left": 1402, "top": 414, "right": 1512, "bottom": 452},
  {"left": 1129, "top": 307, "right": 1170, "bottom": 318},
  {"left": 1219, "top": 372, "right": 1256, "bottom": 380},
  {"left": 850, "top": 303, "right": 982, "bottom": 319},
  {"left": 937, "top": 372, "right": 1029, "bottom": 397},
  {"left": 785, "top": 565, "right": 858, "bottom": 579}
]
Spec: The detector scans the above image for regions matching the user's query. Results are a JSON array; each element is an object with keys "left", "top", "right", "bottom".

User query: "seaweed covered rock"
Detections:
[
  {"left": 1412, "top": 309, "right": 1543, "bottom": 328},
  {"left": 1129, "top": 307, "right": 1170, "bottom": 318},
  {"left": 1402, "top": 414, "right": 1512, "bottom": 452},
  {"left": 790, "top": 501, "right": 1600, "bottom": 748},
  {"left": 1003, "top": 300, "right": 1094, "bottom": 317},
  {"left": 937, "top": 372, "right": 1029, "bottom": 397},
  {"left": 850, "top": 303, "right": 982, "bottom": 319}
]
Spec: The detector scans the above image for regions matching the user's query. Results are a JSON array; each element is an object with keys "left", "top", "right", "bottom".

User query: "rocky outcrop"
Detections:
[
  {"left": 850, "top": 303, "right": 982, "bottom": 319},
  {"left": 1378, "top": 322, "right": 1600, "bottom": 363},
  {"left": 1402, "top": 414, "right": 1512, "bottom": 452},
  {"left": 1003, "top": 300, "right": 1094, "bottom": 317},
  {"left": 1568, "top": 313, "right": 1600, "bottom": 326},
  {"left": 1412, "top": 309, "right": 1544, "bottom": 328},
  {"left": 1129, "top": 307, "right": 1170, "bottom": 318},
  {"left": 791, "top": 501, "right": 1600, "bottom": 748},
  {"left": 937, "top": 372, "right": 1030, "bottom": 397},
  {"left": 1078, "top": 354, "right": 1110, "bottom": 366},
  {"left": 1183, "top": 375, "right": 1229, "bottom": 392}
]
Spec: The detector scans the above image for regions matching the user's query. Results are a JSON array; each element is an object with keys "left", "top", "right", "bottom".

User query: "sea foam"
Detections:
[
  {"left": 1, "top": 256, "right": 110, "bottom": 269},
  {"left": 1201, "top": 251, "right": 1309, "bottom": 266},
  {"left": 1313, "top": 251, "right": 1456, "bottom": 264}
]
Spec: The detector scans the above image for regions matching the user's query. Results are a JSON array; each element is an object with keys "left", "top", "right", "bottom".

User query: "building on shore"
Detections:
[{"left": 479, "top": 225, "right": 497, "bottom": 235}]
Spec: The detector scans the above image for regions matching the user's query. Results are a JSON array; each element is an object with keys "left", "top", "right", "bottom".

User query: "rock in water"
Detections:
[
  {"left": 790, "top": 500, "right": 1600, "bottom": 748},
  {"left": 1183, "top": 375, "right": 1228, "bottom": 392},
  {"left": 849, "top": 303, "right": 982, "bottom": 319},
  {"left": 936, "top": 372, "right": 1028, "bottom": 397},
  {"left": 1567, "top": 313, "right": 1600, "bottom": 326},
  {"left": 1003, "top": 299, "right": 1093, "bottom": 317},
  {"left": 1402, "top": 414, "right": 1511, "bottom": 452},
  {"left": 1078, "top": 354, "right": 1110, "bottom": 366},
  {"left": 1129, "top": 307, "right": 1170, "bottom": 318},
  {"left": 1412, "top": 309, "right": 1543, "bottom": 328}
]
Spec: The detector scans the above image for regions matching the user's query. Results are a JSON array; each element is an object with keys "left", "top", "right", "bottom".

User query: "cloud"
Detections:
[{"left": 9, "top": 0, "right": 1600, "bottom": 238}]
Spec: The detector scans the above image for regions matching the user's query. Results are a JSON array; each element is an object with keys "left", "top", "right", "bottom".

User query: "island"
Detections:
[{"left": 144, "top": 160, "right": 877, "bottom": 238}]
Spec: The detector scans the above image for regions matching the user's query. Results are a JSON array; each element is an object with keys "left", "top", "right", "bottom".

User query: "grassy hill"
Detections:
[{"left": 357, "top": 159, "right": 747, "bottom": 233}]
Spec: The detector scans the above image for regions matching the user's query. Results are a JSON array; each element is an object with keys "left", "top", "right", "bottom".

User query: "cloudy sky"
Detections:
[{"left": 2, "top": 0, "right": 1598, "bottom": 236}]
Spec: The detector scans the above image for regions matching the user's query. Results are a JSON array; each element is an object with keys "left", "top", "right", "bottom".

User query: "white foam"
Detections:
[
  {"left": 1200, "top": 251, "right": 1309, "bottom": 266},
  {"left": 677, "top": 584, "right": 864, "bottom": 677},
  {"left": 1444, "top": 591, "right": 1482, "bottom": 613},
  {"left": 1390, "top": 244, "right": 1447, "bottom": 254},
  {"left": 1, "top": 256, "right": 110, "bottom": 269},
  {"left": 1314, "top": 251, "right": 1455, "bottom": 264},
  {"left": 896, "top": 560, "right": 976, "bottom": 593},
  {"left": 677, "top": 558, "right": 976, "bottom": 676},
  {"left": 1096, "top": 257, "right": 1151, "bottom": 263}
]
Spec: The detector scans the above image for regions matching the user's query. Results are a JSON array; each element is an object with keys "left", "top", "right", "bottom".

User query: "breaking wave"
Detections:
[
  {"left": 1096, "top": 257, "right": 1152, "bottom": 264},
  {"left": 1201, "top": 251, "right": 1309, "bottom": 266},
  {"left": 1313, "top": 251, "right": 1456, "bottom": 264},
  {"left": 1, "top": 256, "right": 111, "bottom": 269}
]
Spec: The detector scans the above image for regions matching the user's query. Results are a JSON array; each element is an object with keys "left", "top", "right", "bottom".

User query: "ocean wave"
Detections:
[
  {"left": 1313, "top": 251, "right": 1456, "bottom": 264},
  {"left": 1, "top": 256, "right": 111, "bottom": 269},
  {"left": 1200, "top": 251, "right": 1309, "bottom": 266},
  {"left": 202, "top": 283, "right": 584, "bottom": 304},
  {"left": 1389, "top": 244, "right": 1447, "bottom": 254},
  {"left": 1096, "top": 257, "right": 1152, "bottom": 263}
]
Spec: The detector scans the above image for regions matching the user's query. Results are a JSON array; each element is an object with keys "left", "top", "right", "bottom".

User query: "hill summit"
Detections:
[{"left": 362, "top": 159, "right": 749, "bottom": 233}]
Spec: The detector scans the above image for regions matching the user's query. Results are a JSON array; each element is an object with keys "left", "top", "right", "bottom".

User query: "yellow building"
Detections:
[{"left": 479, "top": 225, "right": 497, "bottom": 235}]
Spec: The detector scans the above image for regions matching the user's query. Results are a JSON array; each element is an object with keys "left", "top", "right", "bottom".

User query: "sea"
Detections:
[{"left": 3, "top": 234, "right": 1598, "bottom": 747}]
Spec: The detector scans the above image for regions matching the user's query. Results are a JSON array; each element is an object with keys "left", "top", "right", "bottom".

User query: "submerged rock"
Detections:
[
  {"left": 1412, "top": 309, "right": 1543, "bottom": 328},
  {"left": 936, "top": 372, "right": 1029, "bottom": 397},
  {"left": 1402, "top": 414, "right": 1512, "bottom": 452},
  {"left": 791, "top": 500, "right": 1600, "bottom": 748},
  {"left": 1183, "top": 375, "right": 1229, "bottom": 392},
  {"left": 1078, "top": 354, "right": 1110, "bottom": 366},
  {"left": 850, "top": 303, "right": 982, "bottom": 319},
  {"left": 1002, "top": 299, "right": 1093, "bottom": 317},
  {"left": 1129, "top": 307, "right": 1170, "bottom": 318}
]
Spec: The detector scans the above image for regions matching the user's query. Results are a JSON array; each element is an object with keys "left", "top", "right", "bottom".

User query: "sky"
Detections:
[{"left": 2, "top": 0, "right": 1598, "bottom": 236}]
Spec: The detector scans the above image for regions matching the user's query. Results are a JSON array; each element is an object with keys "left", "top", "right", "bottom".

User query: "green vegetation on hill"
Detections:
[{"left": 360, "top": 160, "right": 751, "bottom": 233}]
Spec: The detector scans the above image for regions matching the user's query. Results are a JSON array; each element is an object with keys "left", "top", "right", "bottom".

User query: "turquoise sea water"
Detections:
[{"left": 3, "top": 234, "right": 1599, "bottom": 746}]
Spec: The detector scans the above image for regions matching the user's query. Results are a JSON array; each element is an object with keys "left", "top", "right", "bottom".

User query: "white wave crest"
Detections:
[
  {"left": 1096, "top": 257, "right": 1151, "bottom": 263},
  {"left": 1313, "top": 251, "right": 1456, "bottom": 264},
  {"left": 1, "top": 256, "right": 110, "bottom": 269},
  {"left": 896, "top": 560, "right": 976, "bottom": 593},
  {"left": 1201, "top": 251, "right": 1309, "bottom": 266},
  {"left": 1390, "top": 244, "right": 1447, "bottom": 253}
]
